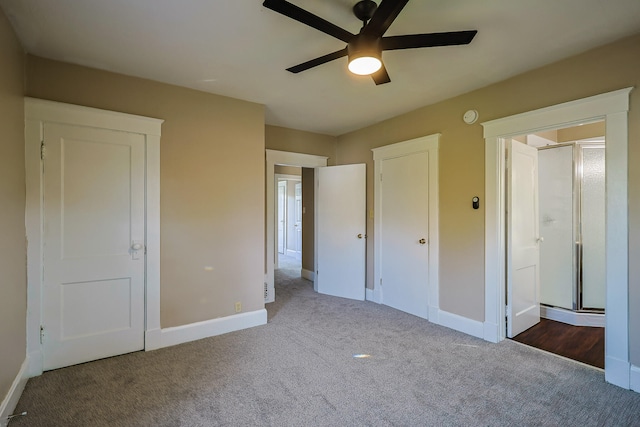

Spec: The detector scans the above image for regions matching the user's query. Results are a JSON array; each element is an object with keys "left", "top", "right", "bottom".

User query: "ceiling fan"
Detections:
[{"left": 263, "top": 0, "right": 478, "bottom": 85}]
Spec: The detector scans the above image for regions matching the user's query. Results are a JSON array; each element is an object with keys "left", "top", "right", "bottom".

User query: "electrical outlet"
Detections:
[{"left": 235, "top": 302, "right": 242, "bottom": 313}]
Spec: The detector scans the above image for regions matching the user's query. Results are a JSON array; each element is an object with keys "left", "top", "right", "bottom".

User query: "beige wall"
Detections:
[
  {"left": 336, "top": 33, "right": 640, "bottom": 365},
  {"left": 557, "top": 121, "right": 605, "bottom": 142},
  {"left": 0, "top": 9, "right": 26, "bottom": 404},
  {"left": 265, "top": 125, "right": 337, "bottom": 165},
  {"left": 25, "top": 55, "right": 265, "bottom": 328},
  {"left": 275, "top": 165, "right": 301, "bottom": 175}
]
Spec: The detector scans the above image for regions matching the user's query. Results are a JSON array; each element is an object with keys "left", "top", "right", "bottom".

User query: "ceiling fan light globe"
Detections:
[{"left": 348, "top": 56, "right": 382, "bottom": 75}]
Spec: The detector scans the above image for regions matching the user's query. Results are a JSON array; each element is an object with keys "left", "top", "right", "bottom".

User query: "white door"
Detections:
[
  {"left": 316, "top": 164, "right": 366, "bottom": 300},
  {"left": 380, "top": 152, "right": 430, "bottom": 318},
  {"left": 277, "top": 181, "right": 286, "bottom": 254},
  {"left": 507, "top": 139, "right": 541, "bottom": 338},
  {"left": 42, "top": 123, "right": 146, "bottom": 370},
  {"left": 294, "top": 182, "right": 302, "bottom": 259}
]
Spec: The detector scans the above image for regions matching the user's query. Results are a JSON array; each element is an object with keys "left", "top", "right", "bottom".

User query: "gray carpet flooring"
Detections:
[{"left": 10, "top": 267, "right": 640, "bottom": 426}]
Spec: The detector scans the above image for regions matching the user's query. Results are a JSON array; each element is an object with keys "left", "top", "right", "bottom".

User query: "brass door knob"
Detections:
[{"left": 419, "top": 238, "right": 427, "bottom": 245}]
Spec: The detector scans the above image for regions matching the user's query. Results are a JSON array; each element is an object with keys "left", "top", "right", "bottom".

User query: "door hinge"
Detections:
[
  {"left": 380, "top": 278, "right": 383, "bottom": 286},
  {"left": 40, "top": 325, "right": 45, "bottom": 344},
  {"left": 40, "top": 141, "right": 46, "bottom": 160},
  {"left": 380, "top": 173, "right": 383, "bottom": 182}
]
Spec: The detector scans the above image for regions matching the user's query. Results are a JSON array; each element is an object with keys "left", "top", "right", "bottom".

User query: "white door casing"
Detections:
[
  {"left": 42, "top": 123, "right": 146, "bottom": 370},
  {"left": 482, "top": 87, "right": 632, "bottom": 389},
  {"left": 25, "top": 98, "right": 162, "bottom": 375},
  {"left": 507, "top": 139, "right": 540, "bottom": 338},
  {"left": 372, "top": 134, "right": 440, "bottom": 319},
  {"left": 316, "top": 164, "right": 366, "bottom": 301},
  {"left": 277, "top": 181, "right": 286, "bottom": 255}
]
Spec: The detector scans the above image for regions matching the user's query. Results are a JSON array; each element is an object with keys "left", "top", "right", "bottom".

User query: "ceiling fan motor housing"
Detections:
[
  {"left": 353, "top": 0, "right": 378, "bottom": 23},
  {"left": 348, "top": 34, "right": 382, "bottom": 61}
]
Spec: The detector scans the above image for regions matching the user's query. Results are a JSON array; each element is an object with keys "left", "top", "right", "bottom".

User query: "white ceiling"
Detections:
[{"left": 2, "top": 0, "right": 640, "bottom": 136}]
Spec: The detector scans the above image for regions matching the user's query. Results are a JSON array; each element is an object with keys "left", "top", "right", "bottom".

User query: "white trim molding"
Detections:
[
  {"left": 434, "top": 310, "right": 485, "bottom": 339},
  {"left": 0, "top": 358, "right": 29, "bottom": 427},
  {"left": 481, "top": 87, "right": 633, "bottom": 390},
  {"left": 371, "top": 134, "right": 440, "bottom": 320},
  {"left": 265, "top": 150, "right": 328, "bottom": 303},
  {"left": 147, "top": 309, "right": 267, "bottom": 350},
  {"left": 301, "top": 268, "right": 315, "bottom": 282},
  {"left": 631, "top": 365, "right": 640, "bottom": 393},
  {"left": 24, "top": 98, "right": 163, "bottom": 374},
  {"left": 541, "top": 306, "right": 605, "bottom": 328}
]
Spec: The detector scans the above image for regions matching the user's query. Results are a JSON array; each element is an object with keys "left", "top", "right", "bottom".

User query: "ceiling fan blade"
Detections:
[
  {"left": 381, "top": 30, "right": 478, "bottom": 50},
  {"left": 286, "top": 48, "right": 348, "bottom": 73},
  {"left": 362, "top": 0, "right": 410, "bottom": 38},
  {"left": 263, "top": 0, "right": 354, "bottom": 43},
  {"left": 371, "top": 63, "right": 391, "bottom": 85}
]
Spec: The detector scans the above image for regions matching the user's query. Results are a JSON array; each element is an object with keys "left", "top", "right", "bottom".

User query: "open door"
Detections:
[
  {"left": 507, "top": 139, "right": 541, "bottom": 338},
  {"left": 316, "top": 164, "right": 366, "bottom": 300}
]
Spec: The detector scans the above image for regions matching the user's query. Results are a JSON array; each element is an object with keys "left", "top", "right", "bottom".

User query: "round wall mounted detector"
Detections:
[{"left": 463, "top": 109, "right": 478, "bottom": 124}]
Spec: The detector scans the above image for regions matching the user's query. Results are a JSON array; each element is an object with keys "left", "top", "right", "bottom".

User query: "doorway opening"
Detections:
[
  {"left": 509, "top": 121, "right": 605, "bottom": 369},
  {"left": 265, "top": 150, "right": 327, "bottom": 304},
  {"left": 483, "top": 87, "right": 632, "bottom": 389},
  {"left": 265, "top": 150, "right": 367, "bottom": 305},
  {"left": 275, "top": 168, "right": 303, "bottom": 275}
]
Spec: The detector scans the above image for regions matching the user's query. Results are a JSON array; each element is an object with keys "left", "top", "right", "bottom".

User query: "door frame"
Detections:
[
  {"left": 482, "top": 87, "right": 632, "bottom": 389},
  {"left": 265, "top": 150, "right": 327, "bottom": 303},
  {"left": 371, "top": 134, "right": 440, "bottom": 319},
  {"left": 24, "top": 98, "right": 163, "bottom": 376}
]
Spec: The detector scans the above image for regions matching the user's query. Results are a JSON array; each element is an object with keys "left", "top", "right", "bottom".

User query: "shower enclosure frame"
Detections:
[{"left": 538, "top": 141, "right": 605, "bottom": 314}]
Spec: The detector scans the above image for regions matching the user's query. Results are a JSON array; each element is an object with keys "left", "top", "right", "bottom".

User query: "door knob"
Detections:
[
  {"left": 537, "top": 237, "right": 544, "bottom": 243},
  {"left": 419, "top": 238, "right": 427, "bottom": 245},
  {"left": 357, "top": 234, "right": 366, "bottom": 239},
  {"left": 131, "top": 243, "right": 144, "bottom": 251}
]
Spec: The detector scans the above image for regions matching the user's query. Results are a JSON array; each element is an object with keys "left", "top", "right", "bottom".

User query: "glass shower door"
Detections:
[
  {"left": 579, "top": 145, "right": 605, "bottom": 310},
  {"left": 538, "top": 145, "right": 575, "bottom": 310}
]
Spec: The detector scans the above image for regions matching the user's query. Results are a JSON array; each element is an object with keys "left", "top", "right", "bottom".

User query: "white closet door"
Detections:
[
  {"left": 42, "top": 123, "right": 146, "bottom": 370},
  {"left": 380, "top": 151, "right": 430, "bottom": 318}
]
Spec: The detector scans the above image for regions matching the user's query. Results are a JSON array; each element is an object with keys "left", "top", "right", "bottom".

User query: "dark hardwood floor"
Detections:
[{"left": 512, "top": 318, "right": 605, "bottom": 369}]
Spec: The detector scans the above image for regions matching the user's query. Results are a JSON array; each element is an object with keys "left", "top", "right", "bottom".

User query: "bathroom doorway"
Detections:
[{"left": 511, "top": 121, "right": 605, "bottom": 368}]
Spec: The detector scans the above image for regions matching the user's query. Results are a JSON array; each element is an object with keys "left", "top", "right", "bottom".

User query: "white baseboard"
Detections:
[
  {"left": 144, "top": 328, "right": 163, "bottom": 351},
  {"left": 428, "top": 305, "right": 439, "bottom": 322},
  {"left": 541, "top": 306, "right": 605, "bottom": 327},
  {"left": 365, "top": 288, "right": 375, "bottom": 302},
  {"left": 371, "top": 286, "right": 382, "bottom": 304},
  {"left": 301, "top": 268, "right": 315, "bottom": 281},
  {"left": 146, "top": 309, "right": 267, "bottom": 351},
  {"left": 630, "top": 365, "right": 640, "bottom": 393},
  {"left": 483, "top": 322, "right": 501, "bottom": 343},
  {"left": 0, "top": 358, "right": 29, "bottom": 427},
  {"left": 605, "top": 356, "right": 631, "bottom": 389},
  {"left": 435, "top": 309, "right": 484, "bottom": 339}
]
